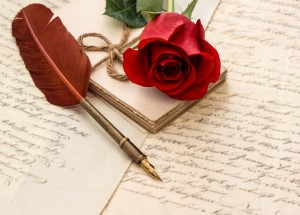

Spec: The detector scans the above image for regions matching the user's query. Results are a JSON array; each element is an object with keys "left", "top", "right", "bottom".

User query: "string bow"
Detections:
[{"left": 77, "top": 25, "right": 139, "bottom": 81}]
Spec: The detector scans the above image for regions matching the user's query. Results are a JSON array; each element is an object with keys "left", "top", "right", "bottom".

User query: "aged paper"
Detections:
[
  {"left": 0, "top": 0, "right": 147, "bottom": 214},
  {"left": 104, "top": 0, "right": 300, "bottom": 214}
]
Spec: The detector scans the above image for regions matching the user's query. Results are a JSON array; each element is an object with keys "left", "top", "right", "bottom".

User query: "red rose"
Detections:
[{"left": 123, "top": 12, "right": 220, "bottom": 100}]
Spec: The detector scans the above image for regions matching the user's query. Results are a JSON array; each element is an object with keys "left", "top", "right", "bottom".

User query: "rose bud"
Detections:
[{"left": 123, "top": 12, "right": 220, "bottom": 100}]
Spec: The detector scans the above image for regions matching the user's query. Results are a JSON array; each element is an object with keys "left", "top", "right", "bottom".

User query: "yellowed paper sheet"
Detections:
[{"left": 104, "top": 0, "right": 300, "bottom": 214}]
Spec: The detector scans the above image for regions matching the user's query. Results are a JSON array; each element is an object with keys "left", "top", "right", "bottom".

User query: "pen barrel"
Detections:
[
  {"left": 80, "top": 98, "right": 124, "bottom": 143},
  {"left": 121, "top": 139, "right": 146, "bottom": 164},
  {"left": 80, "top": 98, "right": 146, "bottom": 164}
]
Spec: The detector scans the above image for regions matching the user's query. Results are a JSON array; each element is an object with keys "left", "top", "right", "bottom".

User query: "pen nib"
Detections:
[{"left": 139, "top": 159, "right": 162, "bottom": 181}]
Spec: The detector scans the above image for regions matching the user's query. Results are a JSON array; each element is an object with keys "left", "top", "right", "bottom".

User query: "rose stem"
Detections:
[{"left": 167, "top": 0, "right": 175, "bottom": 12}]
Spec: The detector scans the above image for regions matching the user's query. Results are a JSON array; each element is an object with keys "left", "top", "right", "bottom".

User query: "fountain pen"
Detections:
[{"left": 80, "top": 98, "right": 162, "bottom": 181}]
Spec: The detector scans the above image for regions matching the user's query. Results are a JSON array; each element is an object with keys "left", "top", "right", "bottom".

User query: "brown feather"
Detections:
[{"left": 12, "top": 4, "right": 91, "bottom": 106}]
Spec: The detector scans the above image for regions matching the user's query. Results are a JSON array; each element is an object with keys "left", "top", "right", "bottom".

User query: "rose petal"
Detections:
[
  {"left": 153, "top": 64, "right": 164, "bottom": 81},
  {"left": 148, "top": 57, "right": 187, "bottom": 90},
  {"left": 190, "top": 52, "right": 214, "bottom": 83},
  {"left": 123, "top": 48, "right": 151, "bottom": 86},
  {"left": 147, "top": 45, "right": 191, "bottom": 82},
  {"left": 201, "top": 40, "right": 221, "bottom": 83},
  {"left": 162, "top": 66, "right": 198, "bottom": 96},
  {"left": 170, "top": 79, "right": 211, "bottom": 100},
  {"left": 162, "top": 62, "right": 182, "bottom": 81},
  {"left": 153, "top": 76, "right": 186, "bottom": 92},
  {"left": 147, "top": 42, "right": 187, "bottom": 65},
  {"left": 144, "top": 48, "right": 196, "bottom": 93},
  {"left": 154, "top": 57, "right": 183, "bottom": 80},
  {"left": 149, "top": 57, "right": 195, "bottom": 93},
  {"left": 139, "top": 12, "right": 190, "bottom": 49},
  {"left": 196, "top": 19, "right": 205, "bottom": 39},
  {"left": 169, "top": 21, "right": 202, "bottom": 56}
]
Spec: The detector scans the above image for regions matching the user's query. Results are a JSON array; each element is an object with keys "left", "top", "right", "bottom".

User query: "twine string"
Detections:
[{"left": 77, "top": 24, "right": 140, "bottom": 81}]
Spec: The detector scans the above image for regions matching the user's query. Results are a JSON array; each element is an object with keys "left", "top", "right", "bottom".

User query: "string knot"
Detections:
[{"left": 77, "top": 25, "right": 139, "bottom": 81}]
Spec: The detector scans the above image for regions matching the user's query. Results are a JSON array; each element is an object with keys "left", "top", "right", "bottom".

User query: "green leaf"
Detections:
[
  {"left": 136, "top": 0, "right": 163, "bottom": 13},
  {"left": 182, "top": 0, "right": 198, "bottom": 19},
  {"left": 137, "top": 0, "right": 163, "bottom": 21},
  {"left": 104, "top": 0, "right": 147, "bottom": 28}
]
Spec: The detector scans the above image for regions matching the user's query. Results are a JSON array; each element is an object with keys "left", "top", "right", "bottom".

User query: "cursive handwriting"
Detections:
[{"left": 0, "top": 0, "right": 91, "bottom": 189}]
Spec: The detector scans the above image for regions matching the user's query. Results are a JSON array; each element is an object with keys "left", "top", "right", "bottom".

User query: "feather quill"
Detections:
[
  {"left": 12, "top": 4, "right": 91, "bottom": 106},
  {"left": 11, "top": 3, "right": 161, "bottom": 180}
]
